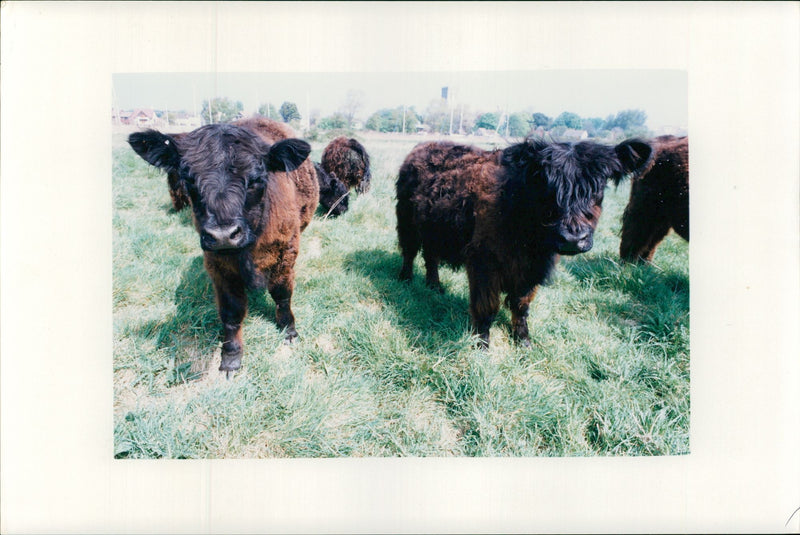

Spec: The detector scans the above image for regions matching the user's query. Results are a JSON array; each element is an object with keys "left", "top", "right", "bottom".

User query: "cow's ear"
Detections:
[
  {"left": 265, "top": 139, "right": 311, "bottom": 173},
  {"left": 128, "top": 130, "right": 181, "bottom": 171},
  {"left": 615, "top": 139, "right": 653, "bottom": 177}
]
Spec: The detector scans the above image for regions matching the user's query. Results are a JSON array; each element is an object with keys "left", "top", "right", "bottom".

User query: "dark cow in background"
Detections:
[
  {"left": 128, "top": 117, "right": 318, "bottom": 374},
  {"left": 314, "top": 162, "right": 349, "bottom": 217},
  {"left": 321, "top": 136, "right": 372, "bottom": 194},
  {"left": 396, "top": 138, "right": 652, "bottom": 347},
  {"left": 616, "top": 135, "right": 689, "bottom": 262}
]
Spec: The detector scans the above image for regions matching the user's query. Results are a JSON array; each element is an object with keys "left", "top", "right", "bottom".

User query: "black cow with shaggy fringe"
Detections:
[
  {"left": 313, "top": 162, "right": 349, "bottom": 217},
  {"left": 396, "top": 138, "right": 652, "bottom": 347}
]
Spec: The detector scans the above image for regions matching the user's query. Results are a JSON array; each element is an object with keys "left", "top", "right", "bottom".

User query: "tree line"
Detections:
[{"left": 201, "top": 93, "right": 650, "bottom": 140}]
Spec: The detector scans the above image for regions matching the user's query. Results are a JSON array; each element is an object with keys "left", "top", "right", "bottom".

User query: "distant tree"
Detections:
[
  {"left": 365, "top": 111, "right": 385, "bottom": 132},
  {"left": 583, "top": 117, "right": 606, "bottom": 137},
  {"left": 201, "top": 97, "right": 243, "bottom": 124},
  {"left": 605, "top": 109, "right": 648, "bottom": 135},
  {"left": 422, "top": 99, "right": 450, "bottom": 134},
  {"left": 258, "top": 103, "right": 278, "bottom": 120},
  {"left": 309, "top": 108, "right": 322, "bottom": 127},
  {"left": 279, "top": 101, "right": 301, "bottom": 123},
  {"left": 365, "top": 106, "right": 420, "bottom": 133},
  {"left": 507, "top": 112, "right": 532, "bottom": 137},
  {"left": 552, "top": 111, "right": 583, "bottom": 130},
  {"left": 474, "top": 112, "right": 500, "bottom": 131},
  {"left": 403, "top": 106, "right": 421, "bottom": 134},
  {"left": 339, "top": 89, "right": 365, "bottom": 128},
  {"left": 530, "top": 112, "right": 552, "bottom": 128},
  {"left": 317, "top": 113, "right": 347, "bottom": 130}
]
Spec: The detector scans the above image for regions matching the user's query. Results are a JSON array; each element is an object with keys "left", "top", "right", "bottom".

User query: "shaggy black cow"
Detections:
[
  {"left": 321, "top": 136, "right": 372, "bottom": 194},
  {"left": 128, "top": 117, "right": 319, "bottom": 374},
  {"left": 314, "top": 162, "right": 349, "bottom": 217},
  {"left": 617, "top": 135, "right": 689, "bottom": 262},
  {"left": 396, "top": 138, "right": 652, "bottom": 347}
]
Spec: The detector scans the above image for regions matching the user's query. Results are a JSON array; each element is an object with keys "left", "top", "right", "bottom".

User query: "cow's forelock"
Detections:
[
  {"left": 540, "top": 142, "right": 617, "bottom": 213},
  {"left": 177, "top": 124, "right": 268, "bottom": 224}
]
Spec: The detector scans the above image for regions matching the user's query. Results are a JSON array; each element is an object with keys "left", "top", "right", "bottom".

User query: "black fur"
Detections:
[{"left": 314, "top": 162, "right": 349, "bottom": 217}]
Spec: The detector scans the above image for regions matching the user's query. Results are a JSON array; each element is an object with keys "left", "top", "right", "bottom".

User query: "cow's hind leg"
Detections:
[
  {"left": 422, "top": 247, "right": 443, "bottom": 292},
  {"left": 396, "top": 198, "right": 421, "bottom": 282}
]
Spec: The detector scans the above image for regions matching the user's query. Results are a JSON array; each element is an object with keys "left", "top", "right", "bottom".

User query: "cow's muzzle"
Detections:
[{"left": 200, "top": 223, "right": 249, "bottom": 252}]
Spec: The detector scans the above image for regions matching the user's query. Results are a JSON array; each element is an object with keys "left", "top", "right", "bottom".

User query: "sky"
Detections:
[{"left": 113, "top": 70, "right": 687, "bottom": 130}]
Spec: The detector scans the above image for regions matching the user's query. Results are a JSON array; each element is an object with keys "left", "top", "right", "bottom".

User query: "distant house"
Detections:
[{"left": 118, "top": 108, "right": 159, "bottom": 127}]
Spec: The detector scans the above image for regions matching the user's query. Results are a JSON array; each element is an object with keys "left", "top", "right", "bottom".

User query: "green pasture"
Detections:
[{"left": 113, "top": 131, "right": 689, "bottom": 458}]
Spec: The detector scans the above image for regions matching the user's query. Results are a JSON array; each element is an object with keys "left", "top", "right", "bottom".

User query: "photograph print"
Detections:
[{"left": 112, "top": 70, "right": 689, "bottom": 459}]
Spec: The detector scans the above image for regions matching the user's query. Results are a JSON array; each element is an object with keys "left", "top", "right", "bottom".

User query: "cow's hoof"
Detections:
[
  {"left": 219, "top": 351, "right": 242, "bottom": 373},
  {"left": 283, "top": 330, "right": 299, "bottom": 345}
]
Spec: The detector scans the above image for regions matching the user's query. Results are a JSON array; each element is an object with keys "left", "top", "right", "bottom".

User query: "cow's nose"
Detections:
[
  {"left": 201, "top": 224, "right": 245, "bottom": 250},
  {"left": 560, "top": 228, "right": 590, "bottom": 244}
]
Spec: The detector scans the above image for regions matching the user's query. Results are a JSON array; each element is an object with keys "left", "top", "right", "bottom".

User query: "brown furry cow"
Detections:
[
  {"left": 321, "top": 136, "right": 372, "bottom": 194},
  {"left": 617, "top": 135, "right": 688, "bottom": 262},
  {"left": 396, "top": 138, "right": 652, "bottom": 347},
  {"left": 128, "top": 117, "right": 319, "bottom": 374}
]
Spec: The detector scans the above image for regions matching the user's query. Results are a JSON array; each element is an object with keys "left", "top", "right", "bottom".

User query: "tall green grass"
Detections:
[{"left": 113, "top": 132, "right": 689, "bottom": 458}]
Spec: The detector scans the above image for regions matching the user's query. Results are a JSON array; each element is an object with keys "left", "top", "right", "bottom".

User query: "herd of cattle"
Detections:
[{"left": 128, "top": 118, "right": 688, "bottom": 373}]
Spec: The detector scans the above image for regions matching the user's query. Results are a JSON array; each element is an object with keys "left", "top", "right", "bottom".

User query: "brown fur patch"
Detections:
[{"left": 619, "top": 135, "right": 689, "bottom": 262}]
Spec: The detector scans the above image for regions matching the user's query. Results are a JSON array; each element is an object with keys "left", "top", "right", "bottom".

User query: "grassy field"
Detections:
[{"left": 113, "top": 129, "right": 689, "bottom": 458}]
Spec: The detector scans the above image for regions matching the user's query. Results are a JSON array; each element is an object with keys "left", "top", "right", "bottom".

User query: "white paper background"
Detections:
[{"left": 1, "top": 2, "right": 798, "bottom": 533}]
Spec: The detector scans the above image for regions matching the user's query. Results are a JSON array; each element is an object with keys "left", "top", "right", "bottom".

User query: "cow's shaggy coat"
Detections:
[
  {"left": 128, "top": 117, "right": 318, "bottom": 373},
  {"left": 617, "top": 135, "right": 689, "bottom": 262},
  {"left": 314, "top": 162, "right": 349, "bottom": 217},
  {"left": 321, "top": 136, "right": 372, "bottom": 194},
  {"left": 396, "top": 138, "right": 651, "bottom": 347}
]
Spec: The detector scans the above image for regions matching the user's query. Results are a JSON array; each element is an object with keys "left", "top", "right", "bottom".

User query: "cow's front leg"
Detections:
[
  {"left": 507, "top": 287, "right": 538, "bottom": 347},
  {"left": 213, "top": 276, "right": 248, "bottom": 374},
  {"left": 466, "top": 260, "right": 501, "bottom": 348},
  {"left": 268, "top": 244, "right": 299, "bottom": 344},
  {"left": 268, "top": 281, "right": 297, "bottom": 344}
]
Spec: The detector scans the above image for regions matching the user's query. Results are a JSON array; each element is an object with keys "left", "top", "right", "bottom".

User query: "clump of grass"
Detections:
[{"left": 113, "top": 134, "right": 689, "bottom": 458}]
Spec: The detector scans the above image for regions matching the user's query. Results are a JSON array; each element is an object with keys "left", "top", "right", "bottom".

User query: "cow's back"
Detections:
[{"left": 397, "top": 142, "right": 502, "bottom": 265}]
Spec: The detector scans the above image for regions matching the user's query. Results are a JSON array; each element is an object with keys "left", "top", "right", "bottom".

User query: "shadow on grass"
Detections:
[
  {"left": 342, "top": 248, "right": 473, "bottom": 353},
  {"left": 130, "top": 255, "right": 281, "bottom": 382},
  {"left": 561, "top": 253, "right": 689, "bottom": 342}
]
